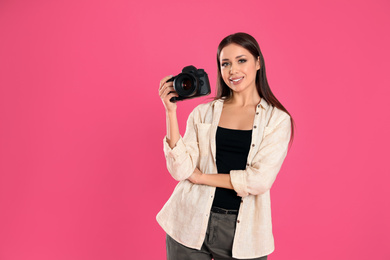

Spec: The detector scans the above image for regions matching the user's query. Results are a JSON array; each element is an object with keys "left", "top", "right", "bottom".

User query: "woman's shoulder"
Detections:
[
  {"left": 190, "top": 98, "right": 223, "bottom": 123},
  {"left": 270, "top": 105, "right": 290, "bottom": 118},
  {"left": 266, "top": 103, "right": 291, "bottom": 128},
  {"left": 193, "top": 98, "right": 222, "bottom": 111}
]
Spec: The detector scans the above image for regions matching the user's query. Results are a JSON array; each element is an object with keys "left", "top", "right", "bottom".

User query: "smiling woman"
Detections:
[
  {"left": 220, "top": 45, "right": 260, "bottom": 95},
  {"left": 157, "top": 32, "right": 295, "bottom": 260}
]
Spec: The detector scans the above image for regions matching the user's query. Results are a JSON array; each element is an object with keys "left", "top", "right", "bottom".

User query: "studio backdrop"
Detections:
[{"left": 0, "top": 0, "right": 389, "bottom": 259}]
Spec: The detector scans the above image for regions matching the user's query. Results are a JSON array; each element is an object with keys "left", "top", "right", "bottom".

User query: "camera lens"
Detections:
[
  {"left": 174, "top": 73, "right": 197, "bottom": 97},
  {"left": 181, "top": 79, "right": 192, "bottom": 90}
]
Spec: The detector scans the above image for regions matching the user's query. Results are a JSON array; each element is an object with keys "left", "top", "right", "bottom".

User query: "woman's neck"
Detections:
[{"left": 227, "top": 88, "right": 261, "bottom": 107}]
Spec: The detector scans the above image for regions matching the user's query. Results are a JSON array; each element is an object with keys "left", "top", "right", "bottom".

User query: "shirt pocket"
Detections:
[{"left": 196, "top": 123, "right": 212, "bottom": 157}]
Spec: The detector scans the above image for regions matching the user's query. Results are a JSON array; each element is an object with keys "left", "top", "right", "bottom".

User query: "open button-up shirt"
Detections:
[{"left": 156, "top": 98, "right": 292, "bottom": 259}]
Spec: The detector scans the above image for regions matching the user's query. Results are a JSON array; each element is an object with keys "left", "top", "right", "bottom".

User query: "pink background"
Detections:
[{"left": 1, "top": 0, "right": 389, "bottom": 259}]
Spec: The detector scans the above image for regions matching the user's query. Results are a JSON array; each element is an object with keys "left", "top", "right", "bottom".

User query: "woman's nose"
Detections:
[{"left": 230, "top": 64, "right": 238, "bottom": 74}]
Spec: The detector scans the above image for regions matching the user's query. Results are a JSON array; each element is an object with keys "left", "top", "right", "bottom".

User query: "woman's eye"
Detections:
[
  {"left": 221, "top": 62, "right": 229, "bottom": 67},
  {"left": 238, "top": 59, "right": 247, "bottom": 63}
]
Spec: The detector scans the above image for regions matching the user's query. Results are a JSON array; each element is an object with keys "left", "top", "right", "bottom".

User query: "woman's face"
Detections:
[{"left": 219, "top": 43, "right": 260, "bottom": 94}]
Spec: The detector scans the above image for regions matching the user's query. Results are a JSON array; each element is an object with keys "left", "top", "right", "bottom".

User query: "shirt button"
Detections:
[
  {"left": 237, "top": 220, "right": 240, "bottom": 223},
  {"left": 246, "top": 163, "right": 249, "bottom": 166},
  {"left": 241, "top": 199, "right": 243, "bottom": 203},
  {"left": 252, "top": 144, "right": 255, "bottom": 147},
  {"left": 253, "top": 125, "right": 257, "bottom": 129},
  {"left": 256, "top": 112, "right": 259, "bottom": 115},
  {"left": 257, "top": 104, "right": 260, "bottom": 108}
]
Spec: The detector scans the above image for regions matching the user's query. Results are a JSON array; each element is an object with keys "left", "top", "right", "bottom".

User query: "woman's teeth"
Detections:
[{"left": 230, "top": 77, "right": 244, "bottom": 84}]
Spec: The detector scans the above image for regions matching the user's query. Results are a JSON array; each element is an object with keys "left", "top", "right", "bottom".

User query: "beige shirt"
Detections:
[{"left": 156, "top": 98, "right": 291, "bottom": 259}]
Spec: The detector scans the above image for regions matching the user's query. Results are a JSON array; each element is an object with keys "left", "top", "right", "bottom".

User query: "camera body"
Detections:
[{"left": 167, "top": 65, "right": 211, "bottom": 102}]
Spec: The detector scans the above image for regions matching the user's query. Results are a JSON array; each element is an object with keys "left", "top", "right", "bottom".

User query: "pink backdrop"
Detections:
[{"left": 1, "top": 0, "right": 389, "bottom": 259}]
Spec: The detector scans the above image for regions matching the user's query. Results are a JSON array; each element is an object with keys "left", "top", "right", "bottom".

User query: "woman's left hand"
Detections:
[{"left": 187, "top": 168, "right": 204, "bottom": 184}]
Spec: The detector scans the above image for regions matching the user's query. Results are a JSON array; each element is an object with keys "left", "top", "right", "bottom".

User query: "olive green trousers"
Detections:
[{"left": 166, "top": 210, "right": 268, "bottom": 260}]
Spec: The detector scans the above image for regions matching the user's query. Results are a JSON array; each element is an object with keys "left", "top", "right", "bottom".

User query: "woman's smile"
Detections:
[{"left": 229, "top": 76, "right": 244, "bottom": 85}]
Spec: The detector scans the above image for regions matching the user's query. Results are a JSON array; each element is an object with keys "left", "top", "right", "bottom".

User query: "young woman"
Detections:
[{"left": 157, "top": 32, "right": 295, "bottom": 260}]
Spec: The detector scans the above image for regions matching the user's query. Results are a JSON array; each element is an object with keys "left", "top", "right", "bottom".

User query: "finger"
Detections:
[
  {"left": 159, "top": 81, "right": 173, "bottom": 94},
  {"left": 164, "top": 92, "right": 179, "bottom": 103},
  {"left": 158, "top": 81, "right": 173, "bottom": 96},
  {"left": 161, "top": 92, "right": 179, "bottom": 102},
  {"left": 159, "top": 75, "right": 173, "bottom": 90},
  {"left": 161, "top": 89, "right": 178, "bottom": 102},
  {"left": 164, "top": 81, "right": 173, "bottom": 87},
  {"left": 160, "top": 85, "right": 174, "bottom": 95},
  {"left": 158, "top": 87, "right": 171, "bottom": 98},
  {"left": 159, "top": 86, "right": 175, "bottom": 98}
]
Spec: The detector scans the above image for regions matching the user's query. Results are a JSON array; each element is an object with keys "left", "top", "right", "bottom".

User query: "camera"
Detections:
[{"left": 166, "top": 65, "right": 211, "bottom": 102}]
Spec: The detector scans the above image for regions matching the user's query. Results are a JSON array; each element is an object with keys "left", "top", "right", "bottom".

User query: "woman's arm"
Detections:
[
  {"left": 188, "top": 168, "right": 234, "bottom": 190},
  {"left": 159, "top": 75, "right": 200, "bottom": 181},
  {"left": 159, "top": 75, "right": 180, "bottom": 148},
  {"left": 188, "top": 112, "right": 292, "bottom": 197},
  {"left": 230, "top": 113, "right": 292, "bottom": 197},
  {"left": 166, "top": 110, "right": 180, "bottom": 149}
]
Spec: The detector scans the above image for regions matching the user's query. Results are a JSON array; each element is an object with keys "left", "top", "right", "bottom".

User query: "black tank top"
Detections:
[{"left": 212, "top": 126, "right": 252, "bottom": 210}]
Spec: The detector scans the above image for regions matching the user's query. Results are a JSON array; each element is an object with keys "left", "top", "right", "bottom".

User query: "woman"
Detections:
[{"left": 157, "top": 32, "right": 295, "bottom": 260}]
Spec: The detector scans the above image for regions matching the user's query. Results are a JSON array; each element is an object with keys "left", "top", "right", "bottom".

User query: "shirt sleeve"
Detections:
[
  {"left": 162, "top": 109, "right": 199, "bottom": 181},
  {"left": 230, "top": 112, "right": 292, "bottom": 197}
]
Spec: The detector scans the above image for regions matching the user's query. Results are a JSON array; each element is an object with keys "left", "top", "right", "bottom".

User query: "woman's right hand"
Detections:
[{"left": 159, "top": 75, "right": 179, "bottom": 113}]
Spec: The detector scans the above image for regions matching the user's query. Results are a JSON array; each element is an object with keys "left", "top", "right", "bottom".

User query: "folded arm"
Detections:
[
  {"left": 188, "top": 168, "right": 233, "bottom": 189},
  {"left": 188, "top": 113, "right": 292, "bottom": 197}
]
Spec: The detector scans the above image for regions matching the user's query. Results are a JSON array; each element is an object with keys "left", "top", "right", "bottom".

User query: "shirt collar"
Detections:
[
  {"left": 259, "top": 98, "right": 269, "bottom": 110},
  {"left": 216, "top": 97, "right": 269, "bottom": 110}
]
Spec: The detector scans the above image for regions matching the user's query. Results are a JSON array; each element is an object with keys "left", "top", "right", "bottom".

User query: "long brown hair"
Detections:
[{"left": 215, "top": 32, "right": 295, "bottom": 147}]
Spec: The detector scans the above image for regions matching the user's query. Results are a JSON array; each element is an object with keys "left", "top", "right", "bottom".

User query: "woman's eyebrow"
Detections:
[{"left": 221, "top": 55, "right": 246, "bottom": 61}]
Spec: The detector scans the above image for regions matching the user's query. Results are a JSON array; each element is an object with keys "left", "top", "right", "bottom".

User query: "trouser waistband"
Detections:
[{"left": 210, "top": 206, "right": 238, "bottom": 215}]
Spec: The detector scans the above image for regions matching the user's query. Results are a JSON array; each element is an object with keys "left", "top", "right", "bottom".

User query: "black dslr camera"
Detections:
[{"left": 166, "top": 65, "right": 211, "bottom": 102}]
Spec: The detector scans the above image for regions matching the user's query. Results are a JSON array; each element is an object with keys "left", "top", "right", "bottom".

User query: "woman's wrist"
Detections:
[
  {"left": 197, "top": 173, "right": 205, "bottom": 185},
  {"left": 166, "top": 109, "right": 177, "bottom": 117},
  {"left": 199, "top": 173, "right": 234, "bottom": 190}
]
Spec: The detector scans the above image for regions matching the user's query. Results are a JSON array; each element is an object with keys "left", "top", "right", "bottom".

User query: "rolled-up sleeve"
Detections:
[
  {"left": 230, "top": 113, "right": 292, "bottom": 197},
  {"left": 162, "top": 110, "right": 199, "bottom": 181}
]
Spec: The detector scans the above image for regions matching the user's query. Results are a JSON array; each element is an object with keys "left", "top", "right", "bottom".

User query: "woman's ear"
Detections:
[{"left": 256, "top": 56, "right": 261, "bottom": 70}]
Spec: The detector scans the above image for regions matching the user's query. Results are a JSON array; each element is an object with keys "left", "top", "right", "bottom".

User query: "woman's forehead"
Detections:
[{"left": 220, "top": 44, "right": 251, "bottom": 59}]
